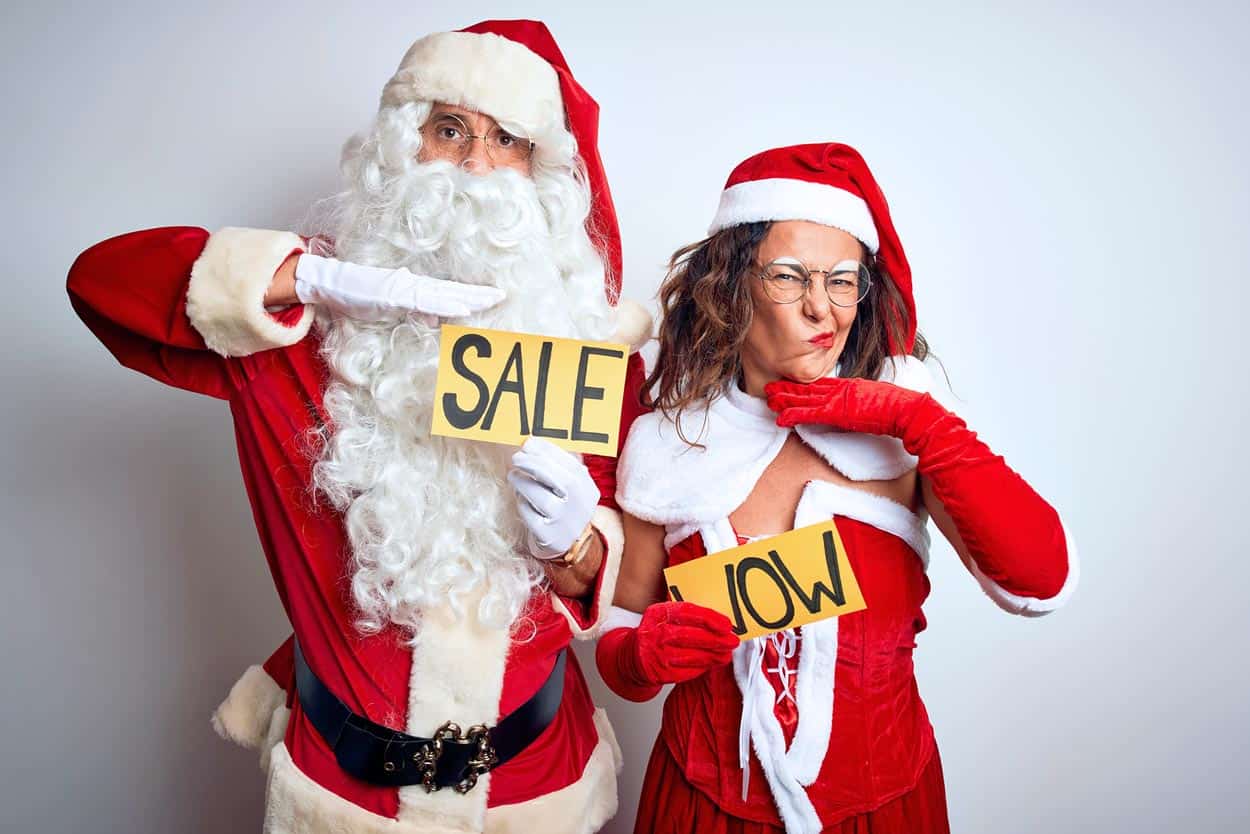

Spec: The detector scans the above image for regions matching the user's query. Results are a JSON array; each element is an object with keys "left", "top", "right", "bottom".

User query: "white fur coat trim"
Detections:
[
  {"left": 782, "top": 617, "right": 839, "bottom": 788},
  {"left": 211, "top": 663, "right": 286, "bottom": 751},
  {"left": 723, "top": 475, "right": 932, "bottom": 831},
  {"left": 796, "top": 480, "right": 931, "bottom": 568},
  {"left": 967, "top": 517, "right": 1080, "bottom": 616},
  {"left": 398, "top": 595, "right": 511, "bottom": 830},
  {"left": 600, "top": 605, "right": 643, "bottom": 634},
  {"left": 262, "top": 709, "right": 620, "bottom": 834},
  {"left": 617, "top": 356, "right": 931, "bottom": 527},
  {"left": 551, "top": 504, "right": 626, "bottom": 638},
  {"left": 709, "top": 178, "right": 879, "bottom": 252},
  {"left": 733, "top": 638, "right": 824, "bottom": 834},
  {"left": 382, "top": 31, "right": 563, "bottom": 141},
  {"left": 186, "top": 227, "right": 314, "bottom": 357},
  {"left": 260, "top": 705, "right": 292, "bottom": 774},
  {"left": 481, "top": 708, "right": 622, "bottom": 834}
]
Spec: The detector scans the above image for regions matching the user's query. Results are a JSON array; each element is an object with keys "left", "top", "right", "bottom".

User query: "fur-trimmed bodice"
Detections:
[{"left": 614, "top": 357, "right": 940, "bottom": 833}]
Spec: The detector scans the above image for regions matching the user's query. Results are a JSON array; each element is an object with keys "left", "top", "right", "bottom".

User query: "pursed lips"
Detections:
[{"left": 807, "top": 332, "right": 836, "bottom": 347}]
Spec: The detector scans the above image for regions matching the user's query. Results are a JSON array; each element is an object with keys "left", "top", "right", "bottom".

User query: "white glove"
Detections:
[
  {"left": 507, "top": 437, "right": 600, "bottom": 561},
  {"left": 294, "top": 254, "right": 505, "bottom": 325}
]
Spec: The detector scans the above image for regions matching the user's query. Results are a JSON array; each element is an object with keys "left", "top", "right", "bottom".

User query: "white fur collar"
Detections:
[{"left": 616, "top": 356, "right": 932, "bottom": 528}]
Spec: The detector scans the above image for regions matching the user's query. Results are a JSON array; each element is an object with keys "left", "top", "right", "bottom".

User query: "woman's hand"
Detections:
[
  {"left": 765, "top": 376, "right": 923, "bottom": 437},
  {"left": 596, "top": 601, "right": 739, "bottom": 702},
  {"left": 766, "top": 375, "right": 1076, "bottom": 615},
  {"left": 631, "top": 601, "right": 740, "bottom": 684}
]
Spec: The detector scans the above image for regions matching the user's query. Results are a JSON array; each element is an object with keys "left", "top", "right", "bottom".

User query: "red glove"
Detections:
[
  {"left": 766, "top": 377, "right": 1073, "bottom": 611},
  {"left": 595, "top": 602, "right": 740, "bottom": 702}
]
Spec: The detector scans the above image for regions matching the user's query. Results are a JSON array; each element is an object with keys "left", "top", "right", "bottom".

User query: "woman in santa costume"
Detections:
[{"left": 597, "top": 143, "right": 1078, "bottom": 833}]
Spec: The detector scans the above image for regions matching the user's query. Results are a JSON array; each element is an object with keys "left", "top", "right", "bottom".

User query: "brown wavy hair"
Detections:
[{"left": 643, "top": 221, "right": 928, "bottom": 426}]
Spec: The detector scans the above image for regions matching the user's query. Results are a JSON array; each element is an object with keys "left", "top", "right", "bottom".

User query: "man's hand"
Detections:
[
  {"left": 507, "top": 437, "right": 599, "bottom": 561},
  {"left": 267, "top": 253, "right": 505, "bottom": 325},
  {"left": 542, "top": 531, "right": 605, "bottom": 599}
]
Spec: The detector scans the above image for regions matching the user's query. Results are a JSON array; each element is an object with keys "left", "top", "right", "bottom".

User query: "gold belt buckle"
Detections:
[
  {"left": 456, "top": 724, "right": 499, "bottom": 794},
  {"left": 411, "top": 721, "right": 498, "bottom": 794},
  {"left": 412, "top": 722, "right": 460, "bottom": 792}
]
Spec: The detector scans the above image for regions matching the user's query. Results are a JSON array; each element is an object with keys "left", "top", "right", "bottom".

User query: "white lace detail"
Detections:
[
  {"left": 736, "top": 535, "right": 803, "bottom": 708},
  {"left": 766, "top": 630, "right": 801, "bottom": 706}
]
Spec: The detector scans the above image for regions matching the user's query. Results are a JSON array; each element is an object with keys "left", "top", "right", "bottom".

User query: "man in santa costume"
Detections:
[{"left": 68, "top": 20, "right": 649, "bottom": 834}]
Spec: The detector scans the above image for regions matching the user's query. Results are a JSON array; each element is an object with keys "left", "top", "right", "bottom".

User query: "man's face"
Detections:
[{"left": 417, "top": 102, "right": 535, "bottom": 178}]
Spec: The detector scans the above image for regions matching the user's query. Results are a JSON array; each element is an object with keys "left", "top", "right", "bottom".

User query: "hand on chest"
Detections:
[{"left": 729, "top": 434, "right": 918, "bottom": 538}]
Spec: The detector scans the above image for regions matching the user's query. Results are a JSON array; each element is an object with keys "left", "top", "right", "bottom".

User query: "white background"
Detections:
[{"left": 3, "top": 1, "right": 1248, "bottom": 832}]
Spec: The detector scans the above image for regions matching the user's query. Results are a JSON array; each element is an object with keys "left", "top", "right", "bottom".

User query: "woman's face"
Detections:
[{"left": 739, "top": 220, "right": 865, "bottom": 396}]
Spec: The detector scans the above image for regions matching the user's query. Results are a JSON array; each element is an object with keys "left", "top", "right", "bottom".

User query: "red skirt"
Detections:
[{"left": 633, "top": 738, "right": 950, "bottom": 834}]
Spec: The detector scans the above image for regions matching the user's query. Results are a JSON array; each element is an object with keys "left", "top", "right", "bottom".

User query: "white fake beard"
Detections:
[{"left": 310, "top": 161, "right": 615, "bottom": 637}]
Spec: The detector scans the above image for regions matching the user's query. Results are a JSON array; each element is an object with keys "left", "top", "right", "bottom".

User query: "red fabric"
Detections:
[
  {"left": 583, "top": 350, "right": 647, "bottom": 510},
  {"left": 634, "top": 735, "right": 949, "bottom": 834},
  {"left": 545, "top": 527, "right": 609, "bottom": 633},
  {"left": 262, "top": 634, "right": 296, "bottom": 698},
  {"left": 595, "top": 627, "right": 662, "bottom": 703},
  {"left": 459, "top": 20, "right": 623, "bottom": 300},
  {"left": 652, "top": 519, "right": 937, "bottom": 827},
  {"left": 260, "top": 348, "right": 647, "bottom": 677},
  {"left": 67, "top": 226, "right": 642, "bottom": 819},
  {"left": 761, "top": 637, "right": 800, "bottom": 746},
  {"left": 595, "top": 602, "right": 738, "bottom": 702},
  {"left": 767, "top": 377, "right": 1070, "bottom": 600},
  {"left": 719, "top": 144, "right": 916, "bottom": 353}
]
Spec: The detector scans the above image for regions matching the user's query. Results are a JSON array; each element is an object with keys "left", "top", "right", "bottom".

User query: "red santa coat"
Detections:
[
  {"left": 68, "top": 225, "right": 652, "bottom": 834},
  {"left": 613, "top": 361, "right": 1077, "bottom": 832}
]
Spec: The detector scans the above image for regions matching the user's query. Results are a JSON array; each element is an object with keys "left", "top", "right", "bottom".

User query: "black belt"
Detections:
[{"left": 293, "top": 640, "right": 565, "bottom": 793}]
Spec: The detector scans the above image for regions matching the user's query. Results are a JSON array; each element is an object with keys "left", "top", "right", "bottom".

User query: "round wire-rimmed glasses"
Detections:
[
  {"left": 757, "top": 257, "right": 872, "bottom": 307},
  {"left": 420, "top": 112, "right": 535, "bottom": 164}
]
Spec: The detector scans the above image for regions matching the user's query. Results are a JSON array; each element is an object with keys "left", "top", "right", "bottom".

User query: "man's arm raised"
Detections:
[
  {"left": 68, "top": 226, "right": 315, "bottom": 398},
  {"left": 69, "top": 226, "right": 509, "bottom": 396}
]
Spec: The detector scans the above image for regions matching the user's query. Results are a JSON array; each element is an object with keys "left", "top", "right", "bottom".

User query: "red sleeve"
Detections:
[
  {"left": 583, "top": 350, "right": 649, "bottom": 509},
  {"left": 554, "top": 351, "right": 649, "bottom": 632},
  {"left": 68, "top": 227, "right": 235, "bottom": 398},
  {"left": 262, "top": 634, "right": 297, "bottom": 705},
  {"left": 67, "top": 226, "right": 309, "bottom": 399}
]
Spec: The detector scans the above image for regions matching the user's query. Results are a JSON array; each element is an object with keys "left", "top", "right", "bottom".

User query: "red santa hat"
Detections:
[
  {"left": 379, "top": 19, "right": 623, "bottom": 302},
  {"left": 709, "top": 143, "right": 916, "bottom": 352}
]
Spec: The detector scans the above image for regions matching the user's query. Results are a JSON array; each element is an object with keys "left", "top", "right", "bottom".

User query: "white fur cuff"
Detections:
[
  {"left": 210, "top": 664, "right": 286, "bottom": 750},
  {"left": 600, "top": 605, "right": 643, "bottom": 633},
  {"left": 553, "top": 505, "right": 625, "bottom": 638},
  {"left": 970, "top": 519, "right": 1081, "bottom": 617},
  {"left": 187, "top": 227, "right": 314, "bottom": 357}
]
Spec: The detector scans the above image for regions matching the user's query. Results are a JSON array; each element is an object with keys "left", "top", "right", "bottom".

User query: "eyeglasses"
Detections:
[
  {"left": 757, "top": 257, "right": 871, "bottom": 307},
  {"left": 420, "top": 113, "right": 535, "bottom": 165}
]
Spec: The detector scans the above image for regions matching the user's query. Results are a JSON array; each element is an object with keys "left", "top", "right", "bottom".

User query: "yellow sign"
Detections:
[
  {"left": 663, "top": 521, "right": 866, "bottom": 640},
  {"left": 431, "top": 325, "right": 629, "bottom": 456}
]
